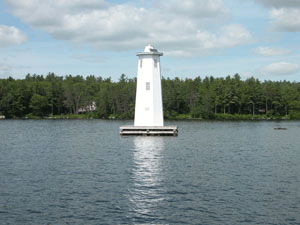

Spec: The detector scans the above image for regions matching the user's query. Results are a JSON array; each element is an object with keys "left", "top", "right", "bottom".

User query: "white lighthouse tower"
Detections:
[
  {"left": 134, "top": 45, "right": 164, "bottom": 126},
  {"left": 120, "top": 45, "right": 178, "bottom": 136}
]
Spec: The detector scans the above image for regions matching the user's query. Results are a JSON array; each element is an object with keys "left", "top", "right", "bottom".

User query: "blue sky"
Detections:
[{"left": 1, "top": 0, "right": 300, "bottom": 81}]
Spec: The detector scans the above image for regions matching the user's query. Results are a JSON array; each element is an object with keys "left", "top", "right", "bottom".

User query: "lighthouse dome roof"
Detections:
[
  {"left": 144, "top": 45, "right": 158, "bottom": 53},
  {"left": 137, "top": 45, "right": 163, "bottom": 56}
]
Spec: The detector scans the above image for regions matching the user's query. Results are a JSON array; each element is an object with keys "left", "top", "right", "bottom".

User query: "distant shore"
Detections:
[{"left": 1, "top": 113, "right": 297, "bottom": 121}]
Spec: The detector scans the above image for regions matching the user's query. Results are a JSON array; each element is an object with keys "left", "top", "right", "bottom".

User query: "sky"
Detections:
[{"left": 0, "top": 0, "right": 300, "bottom": 82}]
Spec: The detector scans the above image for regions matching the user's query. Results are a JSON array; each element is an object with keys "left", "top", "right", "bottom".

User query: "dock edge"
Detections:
[{"left": 120, "top": 126, "right": 178, "bottom": 136}]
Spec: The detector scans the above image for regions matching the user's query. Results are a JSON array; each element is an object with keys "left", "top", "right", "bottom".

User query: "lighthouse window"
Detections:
[
  {"left": 154, "top": 59, "right": 157, "bottom": 68},
  {"left": 146, "top": 82, "right": 150, "bottom": 91},
  {"left": 140, "top": 59, "right": 142, "bottom": 68}
]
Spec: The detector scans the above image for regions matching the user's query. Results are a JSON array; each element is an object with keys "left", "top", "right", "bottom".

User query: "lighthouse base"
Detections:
[{"left": 120, "top": 126, "right": 178, "bottom": 136}]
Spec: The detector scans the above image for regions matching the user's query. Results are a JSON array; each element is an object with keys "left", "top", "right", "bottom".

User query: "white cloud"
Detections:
[
  {"left": 0, "top": 62, "right": 12, "bottom": 71},
  {"left": 162, "top": 0, "right": 228, "bottom": 18},
  {"left": 240, "top": 71, "right": 255, "bottom": 80},
  {"left": 252, "top": 47, "right": 291, "bottom": 56},
  {"left": 253, "top": 0, "right": 300, "bottom": 8},
  {"left": 72, "top": 54, "right": 106, "bottom": 63},
  {"left": 260, "top": 62, "right": 300, "bottom": 76},
  {"left": 0, "top": 62, "right": 30, "bottom": 79},
  {"left": 0, "top": 62, "right": 31, "bottom": 72},
  {"left": 215, "top": 24, "right": 253, "bottom": 48},
  {"left": 166, "top": 24, "right": 253, "bottom": 57},
  {"left": 3, "top": 0, "right": 254, "bottom": 57},
  {"left": 253, "top": 0, "right": 300, "bottom": 32},
  {"left": 0, "top": 25, "right": 28, "bottom": 47},
  {"left": 269, "top": 8, "right": 300, "bottom": 31},
  {"left": 56, "top": 0, "right": 108, "bottom": 10}
]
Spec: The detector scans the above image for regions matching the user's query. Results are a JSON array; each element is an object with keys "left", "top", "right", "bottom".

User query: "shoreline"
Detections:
[{"left": 0, "top": 117, "right": 296, "bottom": 121}]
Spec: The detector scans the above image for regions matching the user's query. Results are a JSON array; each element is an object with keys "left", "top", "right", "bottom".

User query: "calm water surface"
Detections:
[{"left": 1, "top": 120, "right": 300, "bottom": 224}]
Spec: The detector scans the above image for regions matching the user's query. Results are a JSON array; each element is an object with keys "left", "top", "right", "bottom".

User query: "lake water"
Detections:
[{"left": 1, "top": 120, "right": 300, "bottom": 224}]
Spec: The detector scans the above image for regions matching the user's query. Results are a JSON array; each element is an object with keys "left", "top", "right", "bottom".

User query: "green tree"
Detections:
[{"left": 30, "top": 93, "right": 50, "bottom": 117}]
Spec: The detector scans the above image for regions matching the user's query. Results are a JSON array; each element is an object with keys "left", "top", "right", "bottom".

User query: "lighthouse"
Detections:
[
  {"left": 120, "top": 45, "right": 178, "bottom": 136},
  {"left": 134, "top": 45, "right": 164, "bottom": 126}
]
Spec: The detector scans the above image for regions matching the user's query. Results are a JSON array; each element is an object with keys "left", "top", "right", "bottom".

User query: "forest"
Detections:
[{"left": 1, "top": 72, "right": 300, "bottom": 120}]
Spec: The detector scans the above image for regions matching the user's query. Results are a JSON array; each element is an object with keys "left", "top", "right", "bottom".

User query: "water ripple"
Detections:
[{"left": 1, "top": 120, "right": 300, "bottom": 224}]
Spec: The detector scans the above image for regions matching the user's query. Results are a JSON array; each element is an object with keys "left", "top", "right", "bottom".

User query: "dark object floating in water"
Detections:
[{"left": 274, "top": 127, "right": 287, "bottom": 130}]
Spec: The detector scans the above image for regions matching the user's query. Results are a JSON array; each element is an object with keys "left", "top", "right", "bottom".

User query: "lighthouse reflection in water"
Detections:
[{"left": 129, "top": 137, "right": 166, "bottom": 222}]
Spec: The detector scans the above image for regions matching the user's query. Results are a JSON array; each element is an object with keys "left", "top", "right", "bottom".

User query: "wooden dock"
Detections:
[{"left": 120, "top": 126, "right": 178, "bottom": 136}]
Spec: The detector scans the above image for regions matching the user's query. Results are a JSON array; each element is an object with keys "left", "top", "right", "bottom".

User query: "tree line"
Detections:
[{"left": 1, "top": 73, "right": 300, "bottom": 119}]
